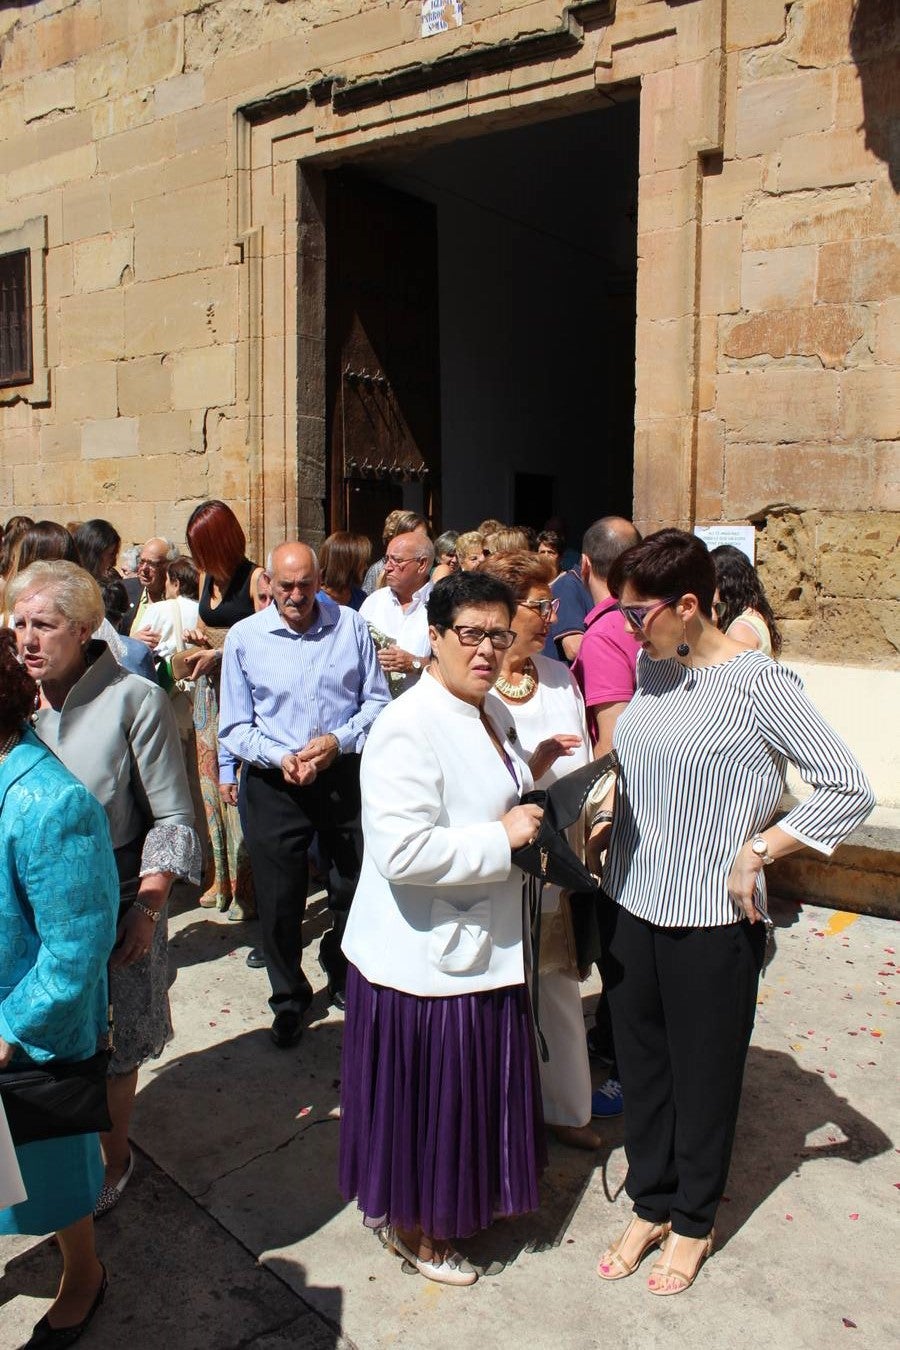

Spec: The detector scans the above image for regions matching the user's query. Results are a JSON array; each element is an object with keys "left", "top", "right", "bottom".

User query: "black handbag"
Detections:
[
  {"left": 0, "top": 1049, "right": 111, "bottom": 1147},
  {"left": 511, "top": 752, "right": 618, "bottom": 891},
  {"left": 512, "top": 753, "right": 618, "bottom": 1060}
]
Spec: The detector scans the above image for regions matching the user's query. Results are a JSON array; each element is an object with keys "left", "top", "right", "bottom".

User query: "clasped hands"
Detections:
[{"left": 281, "top": 734, "right": 340, "bottom": 786}]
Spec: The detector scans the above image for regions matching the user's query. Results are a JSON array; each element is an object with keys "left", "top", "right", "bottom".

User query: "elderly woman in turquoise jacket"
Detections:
[{"left": 0, "top": 629, "right": 119, "bottom": 1348}]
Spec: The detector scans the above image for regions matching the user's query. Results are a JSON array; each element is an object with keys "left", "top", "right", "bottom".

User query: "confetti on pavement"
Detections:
[{"left": 823, "top": 912, "right": 860, "bottom": 937}]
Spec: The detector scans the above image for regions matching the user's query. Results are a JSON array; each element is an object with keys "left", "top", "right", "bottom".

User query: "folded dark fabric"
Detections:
[
  {"left": 0, "top": 1050, "right": 111, "bottom": 1146},
  {"left": 511, "top": 751, "right": 618, "bottom": 892}
]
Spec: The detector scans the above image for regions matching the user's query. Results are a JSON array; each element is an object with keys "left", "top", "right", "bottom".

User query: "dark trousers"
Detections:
[
  {"left": 244, "top": 756, "right": 363, "bottom": 1017},
  {"left": 599, "top": 903, "right": 765, "bottom": 1237}
]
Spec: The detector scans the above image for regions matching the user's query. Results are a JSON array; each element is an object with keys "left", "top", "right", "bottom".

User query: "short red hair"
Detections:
[{"left": 185, "top": 500, "right": 247, "bottom": 582}]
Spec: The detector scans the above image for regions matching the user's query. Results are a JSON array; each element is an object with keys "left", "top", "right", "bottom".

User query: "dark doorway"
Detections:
[
  {"left": 514, "top": 472, "right": 556, "bottom": 532},
  {"left": 325, "top": 175, "right": 441, "bottom": 542},
  {"left": 319, "top": 97, "right": 639, "bottom": 553}
]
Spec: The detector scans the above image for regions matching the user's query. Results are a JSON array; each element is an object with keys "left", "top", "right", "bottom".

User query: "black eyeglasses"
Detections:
[
  {"left": 617, "top": 595, "right": 680, "bottom": 631},
  {"left": 438, "top": 624, "right": 517, "bottom": 650}
]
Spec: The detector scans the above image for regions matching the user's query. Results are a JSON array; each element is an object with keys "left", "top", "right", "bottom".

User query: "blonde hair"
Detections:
[
  {"left": 485, "top": 527, "right": 531, "bottom": 555},
  {"left": 456, "top": 531, "right": 485, "bottom": 557},
  {"left": 8, "top": 560, "right": 105, "bottom": 632}
]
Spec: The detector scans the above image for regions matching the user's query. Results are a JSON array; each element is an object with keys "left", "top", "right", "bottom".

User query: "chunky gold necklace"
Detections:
[
  {"left": 494, "top": 660, "right": 537, "bottom": 702},
  {"left": 0, "top": 730, "right": 22, "bottom": 763}
]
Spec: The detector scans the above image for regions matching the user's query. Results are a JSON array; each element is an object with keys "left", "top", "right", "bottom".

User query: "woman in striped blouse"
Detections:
[{"left": 593, "top": 529, "right": 874, "bottom": 1296}]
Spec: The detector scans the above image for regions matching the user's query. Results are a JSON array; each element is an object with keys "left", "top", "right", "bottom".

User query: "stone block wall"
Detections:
[
  {"left": 636, "top": 0, "right": 895, "bottom": 664},
  {"left": 0, "top": 0, "right": 897, "bottom": 665}
]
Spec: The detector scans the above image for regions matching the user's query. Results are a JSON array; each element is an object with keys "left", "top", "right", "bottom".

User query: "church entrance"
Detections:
[{"left": 304, "top": 96, "right": 640, "bottom": 553}]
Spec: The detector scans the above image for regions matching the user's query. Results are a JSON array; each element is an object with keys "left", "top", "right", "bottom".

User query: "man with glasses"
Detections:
[
  {"left": 359, "top": 529, "right": 436, "bottom": 696},
  {"left": 219, "top": 541, "right": 389, "bottom": 1043},
  {"left": 125, "top": 536, "right": 175, "bottom": 648}
]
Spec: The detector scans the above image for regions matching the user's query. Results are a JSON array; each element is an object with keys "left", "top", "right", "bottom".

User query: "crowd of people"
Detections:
[{"left": 0, "top": 501, "right": 874, "bottom": 1340}]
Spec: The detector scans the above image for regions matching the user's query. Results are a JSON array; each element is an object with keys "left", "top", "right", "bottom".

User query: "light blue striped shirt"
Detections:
[{"left": 218, "top": 596, "right": 390, "bottom": 780}]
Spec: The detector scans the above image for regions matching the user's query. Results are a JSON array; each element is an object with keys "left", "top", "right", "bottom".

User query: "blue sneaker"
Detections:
[{"left": 591, "top": 1080, "right": 624, "bottom": 1118}]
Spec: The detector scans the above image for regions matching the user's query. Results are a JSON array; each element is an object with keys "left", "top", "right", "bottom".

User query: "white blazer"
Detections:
[{"left": 342, "top": 671, "right": 532, "bottom": 997}]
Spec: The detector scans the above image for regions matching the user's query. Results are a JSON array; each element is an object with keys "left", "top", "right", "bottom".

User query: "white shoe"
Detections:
[{"left": 381, "top": 1227, "right": 478, "bottom": 1286}]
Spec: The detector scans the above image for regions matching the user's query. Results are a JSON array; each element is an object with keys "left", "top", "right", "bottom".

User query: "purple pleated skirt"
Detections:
[{"left": 339, "top": 964, "right": 547, "bottom": 1240}]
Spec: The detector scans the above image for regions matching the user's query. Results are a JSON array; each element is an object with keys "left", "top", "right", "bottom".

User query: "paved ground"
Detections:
[{"left": 1, "top": 891, "right": 897, "bottom": 1350}]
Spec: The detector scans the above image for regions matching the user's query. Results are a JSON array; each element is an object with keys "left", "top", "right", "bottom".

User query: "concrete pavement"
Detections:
[{"left": 2, "top": 892, "right": 897, "bottom": 1349}]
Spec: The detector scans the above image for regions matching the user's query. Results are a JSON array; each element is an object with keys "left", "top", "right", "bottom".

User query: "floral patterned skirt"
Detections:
[
  {"left": 110, "top": 882, "right": 173, "bottom": 1075},
  {"left": 193, "top": 674, "right": 255, "bottom": 918}
]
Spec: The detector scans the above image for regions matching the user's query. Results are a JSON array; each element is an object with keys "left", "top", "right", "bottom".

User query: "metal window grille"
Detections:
[{"left": 0, "top": 250, "right": 33, "bottom": 388}]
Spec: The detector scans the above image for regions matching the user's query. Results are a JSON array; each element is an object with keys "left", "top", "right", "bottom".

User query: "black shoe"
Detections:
[
  {"left": 246, "top": 946, "right": 266, "bottom": 969},
  {"left": 26, "top": 1266, "right": 108, "bottom": 1347},
  {"left": 270, "top": 1011, "right": 303, "bottom": 1049},
  {"left": 328, "top": 984, "right": 346, "bottom": 1012},
  {"left": 318, "top": 954, "right": 346, "bottom": 1011}
]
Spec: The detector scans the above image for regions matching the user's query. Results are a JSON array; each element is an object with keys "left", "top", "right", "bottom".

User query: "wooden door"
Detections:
[{"left": 326, "top": 173, "right": 441, "bottom": 553}]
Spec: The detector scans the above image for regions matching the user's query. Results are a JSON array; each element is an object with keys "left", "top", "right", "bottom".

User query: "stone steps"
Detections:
[{"left": 770, "top": 807, "right": 900, "bottom": 922}]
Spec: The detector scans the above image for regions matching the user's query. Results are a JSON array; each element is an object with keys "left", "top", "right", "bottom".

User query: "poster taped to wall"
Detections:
[
  {"left": 694, "top": 524, "right": 756, "bottom": 564},
  {"left": 421, "top": 1, "right": 463, "bottom": 38}
]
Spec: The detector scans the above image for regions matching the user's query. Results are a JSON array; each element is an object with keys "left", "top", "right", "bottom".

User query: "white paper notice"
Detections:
[
  {"left": 0, "top": 1097, "right": 26, "bottom": 1210},
  {"left": 421, "top": 0, "right": 463, "bottom": 38},
  {"left": 694, "top": 524, "right": 756, "bottom": 564}
]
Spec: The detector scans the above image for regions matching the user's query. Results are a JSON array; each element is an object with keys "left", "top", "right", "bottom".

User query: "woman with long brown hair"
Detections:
[{"left": 710, "top": 544, "right": 782, "bottom": 657}]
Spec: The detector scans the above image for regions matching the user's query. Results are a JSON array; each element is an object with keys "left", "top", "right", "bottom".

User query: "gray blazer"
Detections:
[{"left": 34, "top": 642, "right": 200, "bottom": 883}]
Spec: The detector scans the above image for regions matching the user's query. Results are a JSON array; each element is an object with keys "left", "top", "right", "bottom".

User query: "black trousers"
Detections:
[
  {"left": 244, "top": 756, "right": 362, "bottom": 1017},
  {"left": 599, "top": 903, "right": 765, "bottom": 1237}
]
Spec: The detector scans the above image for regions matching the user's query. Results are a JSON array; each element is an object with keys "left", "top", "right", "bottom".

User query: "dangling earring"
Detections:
[{"left": 676, "top": 621, "right": 690, "bottom": 659}]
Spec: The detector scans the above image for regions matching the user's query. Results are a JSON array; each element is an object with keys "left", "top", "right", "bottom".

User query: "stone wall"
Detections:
[
  {"left": 0, "top": 0, "right": 896, "bottom": 665},
  {"left": 699, "top": 0, "right": 899, "bottom": 666}
]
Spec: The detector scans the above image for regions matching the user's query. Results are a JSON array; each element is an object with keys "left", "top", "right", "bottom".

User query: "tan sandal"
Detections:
[
  {"left": 647, "top": 1229, "right": 714, "bottom": 1295},
  {"left": 597, "top": 1217, "right": 670, "bottom": 1280}
]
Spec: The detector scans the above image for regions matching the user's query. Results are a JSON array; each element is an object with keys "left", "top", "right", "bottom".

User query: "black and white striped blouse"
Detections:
[{"left": 603, "top": 649, "right": 874, "bottom": 928}]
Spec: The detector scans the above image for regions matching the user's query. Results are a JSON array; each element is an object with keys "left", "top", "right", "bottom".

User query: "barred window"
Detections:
[{"left": 0, "top": 250, "right": 33, "bottom": 388}]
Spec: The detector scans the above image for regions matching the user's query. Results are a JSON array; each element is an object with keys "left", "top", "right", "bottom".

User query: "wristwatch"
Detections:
[
  {"left": 750, "top": 835, "right": 774, "bottom": 866},
  {"left": 411, "top": 657, "right": 423, "bottom": 672}
]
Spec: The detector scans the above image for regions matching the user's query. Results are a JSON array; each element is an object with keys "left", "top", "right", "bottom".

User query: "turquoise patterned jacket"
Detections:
[{"left": 0, "top": 728, "right": 118, "bottom": 1064}]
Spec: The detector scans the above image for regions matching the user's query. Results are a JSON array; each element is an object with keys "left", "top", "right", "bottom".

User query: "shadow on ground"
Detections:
[
  {"left": 718, "top": 1045, "right": 893, "bottom": 1246},
  {"left": 0, "top": 1153, "right": 343, "bottom": 1350}
]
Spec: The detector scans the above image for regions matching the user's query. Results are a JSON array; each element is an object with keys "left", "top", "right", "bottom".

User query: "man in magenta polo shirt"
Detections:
[
  {"left": 571, "top": 516, "right": 641, "bottom": 1119},
  {"left": 572, "top": 517, "right": 642, "bottom": 753}
]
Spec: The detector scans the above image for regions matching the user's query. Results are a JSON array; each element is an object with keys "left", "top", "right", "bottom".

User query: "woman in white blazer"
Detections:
[{"left": 341, "top": 571, "right": 567, "bottom": 1287}]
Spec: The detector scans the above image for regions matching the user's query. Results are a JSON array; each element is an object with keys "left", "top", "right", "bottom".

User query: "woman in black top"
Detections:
[{"left": 183, "top": 501, "right": 263, "bottom": 918}]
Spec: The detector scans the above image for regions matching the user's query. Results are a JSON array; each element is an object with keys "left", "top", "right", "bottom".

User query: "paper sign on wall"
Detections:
[
  {"left": 421, "top": 1, "right": 463, "bottom": 38},
  {"left": 693, "top": 524, "right": 756, "bottom": 564}
]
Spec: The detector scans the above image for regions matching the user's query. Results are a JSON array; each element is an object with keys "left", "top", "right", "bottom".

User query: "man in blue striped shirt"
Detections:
[{"left": 220, "top": 541, "right": 390, "bottom": 1047}]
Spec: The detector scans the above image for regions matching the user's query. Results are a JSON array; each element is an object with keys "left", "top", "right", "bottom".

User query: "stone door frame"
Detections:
[{"left": 233, "top": 0, "right": 725, "bottom": 554}]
